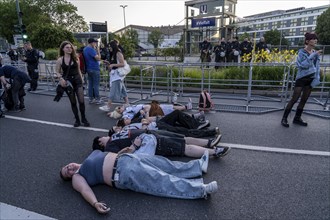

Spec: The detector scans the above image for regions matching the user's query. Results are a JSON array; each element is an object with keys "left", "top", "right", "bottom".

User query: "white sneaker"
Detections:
[
  {"left": 186, "top": 98, "right": 193, "bottom": 110},
  {"left": 210, "top": 134, "right": 222, "bottom": 148},
  {"left": 99, "top": 105, "right": 111, "bottom": 112},
  {"left": 204, "top": 181, "right": 218, "bottom": 195},
  {"left": 95, "top": 99, "right": 104, "bottom": 105},
  {"left": 199, "top": 150, "right": 209, "bottom": 173}
]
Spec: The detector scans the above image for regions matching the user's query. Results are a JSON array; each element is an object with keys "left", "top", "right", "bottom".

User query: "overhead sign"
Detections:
[
  {"left": 200, "top": 4, "right": 207, "bottom": 14},
  {"left": 191, "top": 17, "right": 216, "bottom": 28},
  {"left": 90, "top": 22, "right": 107, "bottom": 32}
]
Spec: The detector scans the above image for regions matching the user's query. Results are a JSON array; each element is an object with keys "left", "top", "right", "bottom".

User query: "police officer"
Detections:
[
  {"left": 228, "top": 37, "right": 240, "bottom": 63},
  {"left": 22, "top": 41, "right": 39, "bottom": 91},
  {"left": 239, "top": 37, "right": 253, "bottom": 62},
  {"left": 200, "top": 37, "right": 212, "bottom": 63},
  {"left": 213, "top": 38, "right": 227, "bottom": 69}
]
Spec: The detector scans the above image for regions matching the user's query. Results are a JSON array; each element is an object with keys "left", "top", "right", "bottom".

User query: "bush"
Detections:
[{"left": 45, "top": 49, "right": 58, "bottom": 60}]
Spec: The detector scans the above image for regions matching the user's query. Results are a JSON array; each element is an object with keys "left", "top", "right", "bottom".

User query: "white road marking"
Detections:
[
  {"left": 0, "top": 202, "right": 56, "bottom": 220},
  {"left": 3, "top": 115, "right": 330, "bottom": 157}
]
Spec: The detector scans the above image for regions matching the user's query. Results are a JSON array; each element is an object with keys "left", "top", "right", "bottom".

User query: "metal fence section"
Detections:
[{"left": 2, "top": 59, "right": 329, "bottom": 118}]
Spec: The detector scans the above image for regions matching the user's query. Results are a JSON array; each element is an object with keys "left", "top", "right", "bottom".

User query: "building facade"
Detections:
[
  {"left": 236, "top": 5, "right": 329, "bottom": 45},
  {"left": 114, "top": 24, "right": 184, "bottom": 52}
]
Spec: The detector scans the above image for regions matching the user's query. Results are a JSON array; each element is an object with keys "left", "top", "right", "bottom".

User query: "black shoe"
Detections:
[
  {"left": 27, "top": 88, "right": 32, "bottom": 92},
  {"left": 12, "top": 108, "right": 22, "bottom": 113},
  {"left": 293, "top": 117, "right": 308, "bottom": 126},
  {"left": 81, "top": 118, "right": 90, "bottom": 127},
  {"left": 281, "top": 118, "right": 289, "bottom": 127},
  {"left": 19, "top": 105, "right": 26, "bottom": 111},
  {"left": 197, "top": 120, "right": 210, "bottom": 130},
  {"left": 74, "top": 120, "right": 81, "bottom": 127}
]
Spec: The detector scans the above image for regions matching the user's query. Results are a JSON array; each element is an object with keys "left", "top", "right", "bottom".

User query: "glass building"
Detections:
[{"left": 236, "top": 5, "right": 329, "bottom": 45}]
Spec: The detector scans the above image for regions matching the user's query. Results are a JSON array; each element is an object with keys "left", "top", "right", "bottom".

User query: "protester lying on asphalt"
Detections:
[
  {"left": 60, "top": 150, "right": 218, "bottom": 214},
  {"left": 92, "top": 128, "right": 230, "bottom": 158},
  {"left": 107, "top": 99, "right": 193, "bottom": 119},
  {"left": 115, "top": 110, "right": 213, "bottom": 138}
]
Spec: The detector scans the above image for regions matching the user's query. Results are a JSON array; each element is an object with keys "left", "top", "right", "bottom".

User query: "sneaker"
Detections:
[
  {"left": 186, "top": 98, "right": 193, "bottom": 110},
  {"left": 89, "top": 99, "right": 95, "bottom": 104},
  {"left": 214, "top": 146, "right": 231, "bottom": 158},
  {"left": 99, "top": 105, "right": 111, "bottom": 112},
  {"left": 197, "top": 120, "right": 210, "bottom": 130},
  {"left": 193, "top": 111, "right": 205, "bottom": 121},
  {"left": 204, "top": 181, "right": 218, "bottom": 195},
  {"left": 95, "top": 99, "right": 104, "bottom": 105},
  {"left": 199, "top": 150, "right": 209, "bottom": 173},
  {"left": 215, "top": 127, "right": 220, "bottom": 135},
  {"left": 210, "top": 134, "right": 222, "bottom": 148}
]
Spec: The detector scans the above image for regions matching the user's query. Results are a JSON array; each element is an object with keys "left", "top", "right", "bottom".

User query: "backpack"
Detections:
[
  {"left": 198, "top": 90, "right": 214, "bottom": 111},
  {"left": 78, "top": 53, "right": 86, "bottom": 74}
]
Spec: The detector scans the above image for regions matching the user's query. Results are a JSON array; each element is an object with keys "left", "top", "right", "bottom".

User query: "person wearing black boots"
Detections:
[
  {"left": 281, "top": 32, "right": 322, "bottom": 127},
  {"left": 56, "top": 41, "right": 90, "bottom": 127}
]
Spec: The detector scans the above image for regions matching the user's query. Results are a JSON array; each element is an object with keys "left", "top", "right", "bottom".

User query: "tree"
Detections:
[
  {"left": 315, "top": 7, "right": 330, "bottom": 45},
  {"left": 116, "top": 29, "right": 139, "bottom": 59},
  {"left": 148, "top": 29, "right": 164, "bottom": 55},
  {"left": 29, "top": 24, "right": 75, "bottom": 50},
  {"left": 0, "top": 0, "right": 88, "bottom": 45},
  {"left": 239, "top": 32, "right": 250, "bottom": 41},
  {"left": 263, "top": 29, "right": 288, "bottom": 47}
]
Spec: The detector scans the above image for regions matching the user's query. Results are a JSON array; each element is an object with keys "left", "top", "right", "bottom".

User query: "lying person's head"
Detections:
[
  {"left": 60, "top": 163, "right": 80, "bottom": 181},
  {"left": 116, "top": 116, "right": 131, "bottom": 127},
  {"left": 109, "top": 106, "right": 126, "bottom": 119},
  {"left": 92, "top": 136, "right": 110, "bottom": 151}
]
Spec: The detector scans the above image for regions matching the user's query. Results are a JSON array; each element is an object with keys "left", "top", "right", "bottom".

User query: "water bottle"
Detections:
[{"left": 172, "top": 93, "right": 177, "bottom": 104}]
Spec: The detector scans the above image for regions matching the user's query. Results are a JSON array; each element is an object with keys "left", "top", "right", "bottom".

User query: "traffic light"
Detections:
[
  {"left": 14, "top": 25, "right": 21, "bottom": 34},
  {"left": 21, "top": 24, "right": 28, "bottom": 40}
]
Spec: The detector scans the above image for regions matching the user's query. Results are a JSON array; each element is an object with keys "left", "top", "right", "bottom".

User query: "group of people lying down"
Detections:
[{"left": 60, "top": 100, "right": 230, "bottom": 214}]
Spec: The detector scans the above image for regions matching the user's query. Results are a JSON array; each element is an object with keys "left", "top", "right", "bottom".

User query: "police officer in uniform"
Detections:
[
  {"left": 200, "top": 37, "right": 212, "bottom": 64},
  {"left": 22, "top": 41, "right": 39, "bottom": 91},
  {"left": 239, "top": 37, "right": 253, "bottom": 62},
  {"left": 213, "top": 38, "right": 227, "bottom": 69},
  {"left": 228, "top": 37, "right": 240, "bottom": 63}
]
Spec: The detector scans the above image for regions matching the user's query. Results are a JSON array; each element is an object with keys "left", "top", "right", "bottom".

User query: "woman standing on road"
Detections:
[
  {"left": 99, "top": 40, "right": 129, "bottom": 112},
  {"left": 56, "top": 41, "right": 90, "bottom": 127},
  {"left": 60, "top": 150, "right": 218, "bottom": 214},
  {"left": 281, "top": 32, "right": 322, "bottom": 127}
]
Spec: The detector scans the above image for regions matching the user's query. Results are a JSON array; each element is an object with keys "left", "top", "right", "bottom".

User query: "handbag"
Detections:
[{"left": 117, "top": 60, "right": 131, "bottom": 77}]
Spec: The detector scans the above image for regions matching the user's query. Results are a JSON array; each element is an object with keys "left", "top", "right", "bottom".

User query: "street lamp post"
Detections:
[{"left": 120, "top": 5, "right": 127, "bottom": 27}]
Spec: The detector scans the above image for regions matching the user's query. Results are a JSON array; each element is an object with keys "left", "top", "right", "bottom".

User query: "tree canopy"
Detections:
[
  {"left": 0, "top": 0, "right": 88, "bottom": 45},
  {"left": 315, "top": 7, "right": 330, "bottom": 45},
  {"left": 263, "top": 29, "right": 288, "bottom": 47}
]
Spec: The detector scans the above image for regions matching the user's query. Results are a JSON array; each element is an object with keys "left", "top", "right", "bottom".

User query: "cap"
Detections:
[{"left": 88, "top": 38, "right": 98, "bottom": 44}]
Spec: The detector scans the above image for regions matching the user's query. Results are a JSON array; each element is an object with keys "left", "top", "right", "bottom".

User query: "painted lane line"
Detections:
[
  {"left": 4, "top": 115, "right": 109, "bottom": 132},
  {"left": 4, "top": 115, "right": 330, "bottom": 157},
  {"left": 221, "top": 143, "right": 330, "bottom": 157},
  {"left": 0, "top": 202, "right": 56, "bottom": 220}
]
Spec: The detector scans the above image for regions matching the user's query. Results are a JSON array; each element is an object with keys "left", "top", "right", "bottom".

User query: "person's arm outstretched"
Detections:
[{"left": 72, "top": 174, "right": 110, "bottom": 214}]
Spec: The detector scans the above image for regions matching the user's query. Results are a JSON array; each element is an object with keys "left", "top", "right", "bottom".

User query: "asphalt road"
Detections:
[{"left": 0, "top": 92, "right": 329, "bottom": 220}]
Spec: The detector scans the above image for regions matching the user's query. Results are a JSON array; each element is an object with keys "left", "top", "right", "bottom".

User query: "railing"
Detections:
[{"left": 3, "top": 59, "right": 330, "bottom": 118}]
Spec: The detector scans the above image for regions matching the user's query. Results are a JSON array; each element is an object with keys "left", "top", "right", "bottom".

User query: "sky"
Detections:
[{"left": 67, "top": 0, "right": 330, "bottom": 32}]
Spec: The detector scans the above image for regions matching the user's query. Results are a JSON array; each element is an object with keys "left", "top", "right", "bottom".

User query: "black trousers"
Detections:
[
  {"left": 27, "top": 66, "right": 39, "bottom": 90},
  {"left": 156, "top": 110, "right": 215, "bottom": 138}
]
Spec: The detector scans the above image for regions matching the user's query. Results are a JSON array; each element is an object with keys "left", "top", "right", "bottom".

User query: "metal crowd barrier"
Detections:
[{"left": 3, "top": 59, "right": 330, "bottom": 118}]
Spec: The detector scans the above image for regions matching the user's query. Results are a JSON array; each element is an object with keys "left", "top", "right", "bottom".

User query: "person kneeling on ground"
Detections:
[
  {"left": 0, "top": 65, "right": 31, "bottom": 112},
  {"left": 60, "top": 150, "right": 218, "bottom": 214}
]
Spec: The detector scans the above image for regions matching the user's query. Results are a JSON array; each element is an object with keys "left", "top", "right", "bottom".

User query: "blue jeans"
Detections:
[
  {"left": 115, "top": 154, "right": 206, "bottom": 199},
  {"left": 86, "top": 69, "right": 100, "bottom": 100}
]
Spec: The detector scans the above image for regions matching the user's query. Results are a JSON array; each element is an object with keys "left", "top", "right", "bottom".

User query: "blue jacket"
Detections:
[{"left": 295, "top": 48, "right": 321, "bottom": 88}]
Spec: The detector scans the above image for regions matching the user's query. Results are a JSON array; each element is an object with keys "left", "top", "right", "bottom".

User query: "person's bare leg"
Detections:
[
  {"left": 184, "top": 144, "right": 216, "bottom": 158},
  {"left": 173, "top": 105, "right": 186, "bottom": 111},
  {"left": 184, "top": 137, "right": 208, "bottom": 146}
]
